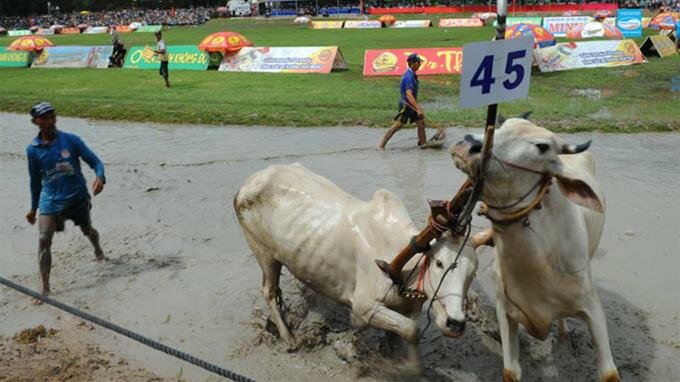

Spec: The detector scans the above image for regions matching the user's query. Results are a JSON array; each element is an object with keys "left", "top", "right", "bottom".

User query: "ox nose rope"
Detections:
[
  {"left": 419, "top": 221, "right": 472, "bottom": 341},
  {"left": 0, "top": 276, "right": 256, "bottom": 382}
]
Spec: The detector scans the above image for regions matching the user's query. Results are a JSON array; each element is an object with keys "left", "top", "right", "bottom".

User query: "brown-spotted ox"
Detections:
[
  {"left": 451, "top": 118, "right": 619, "bottom": 382},
  {"left": 234, "top": 163, "right": 478, "bottom": 368}
]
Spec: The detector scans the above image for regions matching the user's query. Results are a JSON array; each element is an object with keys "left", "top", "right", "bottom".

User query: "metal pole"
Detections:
[{"left": 455, "top": 0, "right": 507, "bottom": 231}]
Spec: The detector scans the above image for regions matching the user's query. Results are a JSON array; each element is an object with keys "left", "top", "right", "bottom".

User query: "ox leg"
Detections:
[
  {"left": 497, "top": 301, "right": 521, "bottom": 382},
  {"left": 257, "top": 257, "right": 296, "bottom": 346},
  {"left": 558, "top": 319, "right": 569, "bottom": 343},
  {"left": 580, "top": 296, "right": 619, "bottom": 382},
  {"left": 356, "top": 303, "right": 422, "bottom": 372}
]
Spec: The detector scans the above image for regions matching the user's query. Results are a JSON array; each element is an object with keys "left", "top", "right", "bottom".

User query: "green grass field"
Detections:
[{"left": 1, "top": 16, "right": 678, "bottom": 131}]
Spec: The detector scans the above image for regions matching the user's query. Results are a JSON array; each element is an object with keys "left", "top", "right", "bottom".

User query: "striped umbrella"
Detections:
[
  {"left": 379, "top": 15, "right": 396, "bottom": 26},
  {"left": 649, "top": 11, "right": 680, "bottom": 30},
  {"left": 198, "top": 31, "right": 253, "bottom": 53},
  {"left": 593, "top": 10, "right": 614, "bottom": 20},
  {"left": 8, "top": 35, "right": 54, "bottom": 51},
  {"left": 567, "top": 22, "right": 623, "bottom": 39},
  {"left": 294, "top": 16, "right": 311, "bottom": 25},
  {"left": 505, "top": 23, "right": 556, "bottom": 48}
]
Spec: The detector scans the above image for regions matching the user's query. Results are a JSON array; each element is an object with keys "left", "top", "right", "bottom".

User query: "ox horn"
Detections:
[
  {"left": 561, "top": 139, "right": 592, "bottom": 154},
  {"left": 496, "top": 114, "right": 506, "bottom": 126},
  {"left": 518, "top": 111, "right": 532, "bottom": 120}
]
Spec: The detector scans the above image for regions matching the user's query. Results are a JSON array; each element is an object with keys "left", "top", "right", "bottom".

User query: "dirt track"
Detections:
[{"left": 1, "top": 112, "right": 678, "bottom": 381}]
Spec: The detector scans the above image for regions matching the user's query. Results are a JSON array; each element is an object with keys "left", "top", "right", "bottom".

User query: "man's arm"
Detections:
[
  {"left": 154, "top": 42, "right": 166, "bottom": 55},
  {"left": 73, "top": 135, "right": 106, "bottom": 194},
  {"left": 405, "top": 89, "right": 422, "bottom": 116},
  {"left": 26, "top": 147, "right": 41, "bottom": 224}
]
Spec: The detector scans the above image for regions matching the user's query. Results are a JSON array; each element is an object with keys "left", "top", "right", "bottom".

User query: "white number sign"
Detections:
[{"left": 459, "top": 36, "right": 534, "bottom": 109}]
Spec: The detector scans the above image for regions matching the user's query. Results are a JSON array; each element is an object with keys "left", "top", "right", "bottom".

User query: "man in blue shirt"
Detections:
[
  {"left": 378, "top": 53, "right": 427, "bottom": 150},
  {"left": 25, "top": 102, "right": 107, "bottom": 303}
]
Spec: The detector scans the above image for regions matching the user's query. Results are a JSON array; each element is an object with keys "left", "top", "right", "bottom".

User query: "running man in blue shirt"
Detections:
[
  {"left": 378, "top": 53, "right": 427, "bottom": 150},
  {"left": 25, "top": 102, "right": 107, "bottom": 303}
]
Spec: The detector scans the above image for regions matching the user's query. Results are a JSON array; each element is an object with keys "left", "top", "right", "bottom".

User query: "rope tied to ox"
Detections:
[{"left": 0, "top": 276, "right": 256, "bottom": 382}]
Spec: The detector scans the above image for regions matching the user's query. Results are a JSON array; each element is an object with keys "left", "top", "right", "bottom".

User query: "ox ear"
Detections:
[{"left": 554, "top": 175, "right": 604, "bottom": 213}]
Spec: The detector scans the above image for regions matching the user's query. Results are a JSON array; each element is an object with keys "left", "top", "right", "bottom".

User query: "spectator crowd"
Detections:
[{"left": 0, "top": 7, "right": 214, "bottom": 30}]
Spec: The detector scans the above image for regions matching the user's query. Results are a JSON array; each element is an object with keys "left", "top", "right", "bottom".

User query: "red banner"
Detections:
[
  {"left": 368, "top": 3, "right": 617, "bottom": 14},
  {"left": 116, "top": 25, "right": 132, "bottom": 33},
  {"left": 439, "top": 18, "right": 484, "bottom": 27},
  {"left": 60, "top": 27, "right": 81, "bottom": 34},
  {"left": 363, "top": 47, "right": 462, "bottom": 76}
]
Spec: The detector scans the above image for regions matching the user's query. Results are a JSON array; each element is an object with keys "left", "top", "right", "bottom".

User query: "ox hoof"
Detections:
[
  {"left": 284, "top": 337, "right": 301, "bottom": 352},
  {"left": 503, "top": 369, "right": 519, "bottom": 382},
  {"left": 601, "top": 369, "right": 620, "bottom": 382}
]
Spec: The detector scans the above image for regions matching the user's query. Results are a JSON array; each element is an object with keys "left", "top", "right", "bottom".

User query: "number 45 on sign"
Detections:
[{"left": 459, "top": 36, "right": 534, "bottom": 109}]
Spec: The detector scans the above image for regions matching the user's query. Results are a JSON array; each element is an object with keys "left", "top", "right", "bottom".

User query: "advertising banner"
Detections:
[
  {"left": 0, "top": 48, "right": 30, "bottom": 67},
  {"left": 61, "top": 27, "right": 82, "bottom": 34},
  {"left": 32, "top": 46, "right": 113, "bottom": 69},
  {"left": 438, "top": 18, "right": 484, "bottom": 27},
  {"left": 363, "top": 47, "right": 462, "bottom": 76},
  {"left": 219, "top": 47, "right": 348, "bottom": 74},
  {"left": 391, "top": 20, "right": 432, "bottom": 28},
  {"left": 8, "top": 30, "right": 31, "bottom": 36},
  {"left": 639, "top": 35, "right": 677, "bottom": 57},
  {"left": 310, "top": 21, "right": 344, "bottom": 29},
  {"left": 84, "top": 26, "right": 109, "bottom": 34},
  {"left": 542, "top": 16, "right": 592, "bottom": 37},
  {"left": 495, "top": 17, "right": 543, "bottom": 27},
  {"left": 616, "top": 9, "right": 642, "bottom": 37},
  {"left": 124, "top": 45, "right": 209, "bottom": 70},
  {"left": 642, "top": 17, "right": 652, "bottom": 28},
  {"left": 136, "top": 25, "right": 163, "bottom": 33},
  {"left": 36, "top": 28, "right": 55, "bottom": 35},
  {"left": 344, "top": 20, "right": 382, "bottom": 28},
  {"left": 533, "top": 40, "right": 646, "bottom": 72}
]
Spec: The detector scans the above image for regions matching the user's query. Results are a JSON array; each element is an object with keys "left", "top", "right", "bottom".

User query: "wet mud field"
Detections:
[{"left": 1, "top": 113, "right": 678, "bottom": 381}]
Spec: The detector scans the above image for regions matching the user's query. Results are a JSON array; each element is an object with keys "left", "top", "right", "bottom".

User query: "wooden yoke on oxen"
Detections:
[{"left": 376, "top": 179, "right": 473, "bottom": 284}]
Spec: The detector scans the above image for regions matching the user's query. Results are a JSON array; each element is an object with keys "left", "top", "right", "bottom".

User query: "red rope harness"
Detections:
[{"left": 416, "top": 255, "right": 430, "bottom": 293}]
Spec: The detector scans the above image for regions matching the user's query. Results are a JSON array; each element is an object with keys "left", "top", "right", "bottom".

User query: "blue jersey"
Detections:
[
  {"left": 27, "top": 130, "right": 106, "bottom": 214},
  {"left": 399, "top": 68, "right": 419, "bottom": 109}
]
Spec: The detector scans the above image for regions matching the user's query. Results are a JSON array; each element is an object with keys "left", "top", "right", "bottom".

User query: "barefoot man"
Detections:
[
  {"left": 25, "top": 102, "right": 107, "bottom": 303},
  {"left": 378, "top": 53, "right": 427, "bottom": 150}
]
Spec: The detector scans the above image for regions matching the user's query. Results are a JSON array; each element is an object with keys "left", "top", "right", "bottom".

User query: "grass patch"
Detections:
[{"left": 1, "top": 16, "right": 678, "bottom": 131}]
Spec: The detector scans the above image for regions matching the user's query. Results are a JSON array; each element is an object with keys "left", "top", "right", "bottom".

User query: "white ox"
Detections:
[
  {"left": 451, "top": 118, "right": 619, "bottom": 382},
  {"left": 234, "top": 163, "right": 478, "bottom": 367}
]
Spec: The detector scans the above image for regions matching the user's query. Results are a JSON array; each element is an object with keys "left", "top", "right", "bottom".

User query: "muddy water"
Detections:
[{"left": 1, "top": 113, "right": 678, "bottom": 381}]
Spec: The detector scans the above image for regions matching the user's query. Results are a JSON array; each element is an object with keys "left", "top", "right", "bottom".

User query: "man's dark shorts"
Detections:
[
  {"left": 394, "top": 105, "right": 423, "bottom": 125},
  {"left": 159, "top": 61, "right": 169, "bottom": 76},
  {"left": 51, "top": 197, "right": 92, "bottom": 232}
]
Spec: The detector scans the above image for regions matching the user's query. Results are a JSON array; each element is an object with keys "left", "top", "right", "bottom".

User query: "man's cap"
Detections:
[
  {"left": 407, "top": 53, "right": 422, "bottom": 64},
  {"left": 154, "top": 30, "right": 162, "bottom": 35},
  {"left": 30, "top": 102, "right": 56, "bottom": 118}
]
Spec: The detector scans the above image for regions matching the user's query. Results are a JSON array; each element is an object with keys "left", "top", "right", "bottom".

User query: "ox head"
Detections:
[
  {"left": 450, "top": 117, "right": 603, "bottom": 213},
  {"left": 420, "top": 231, "right": 478, "bottom": 338}
]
